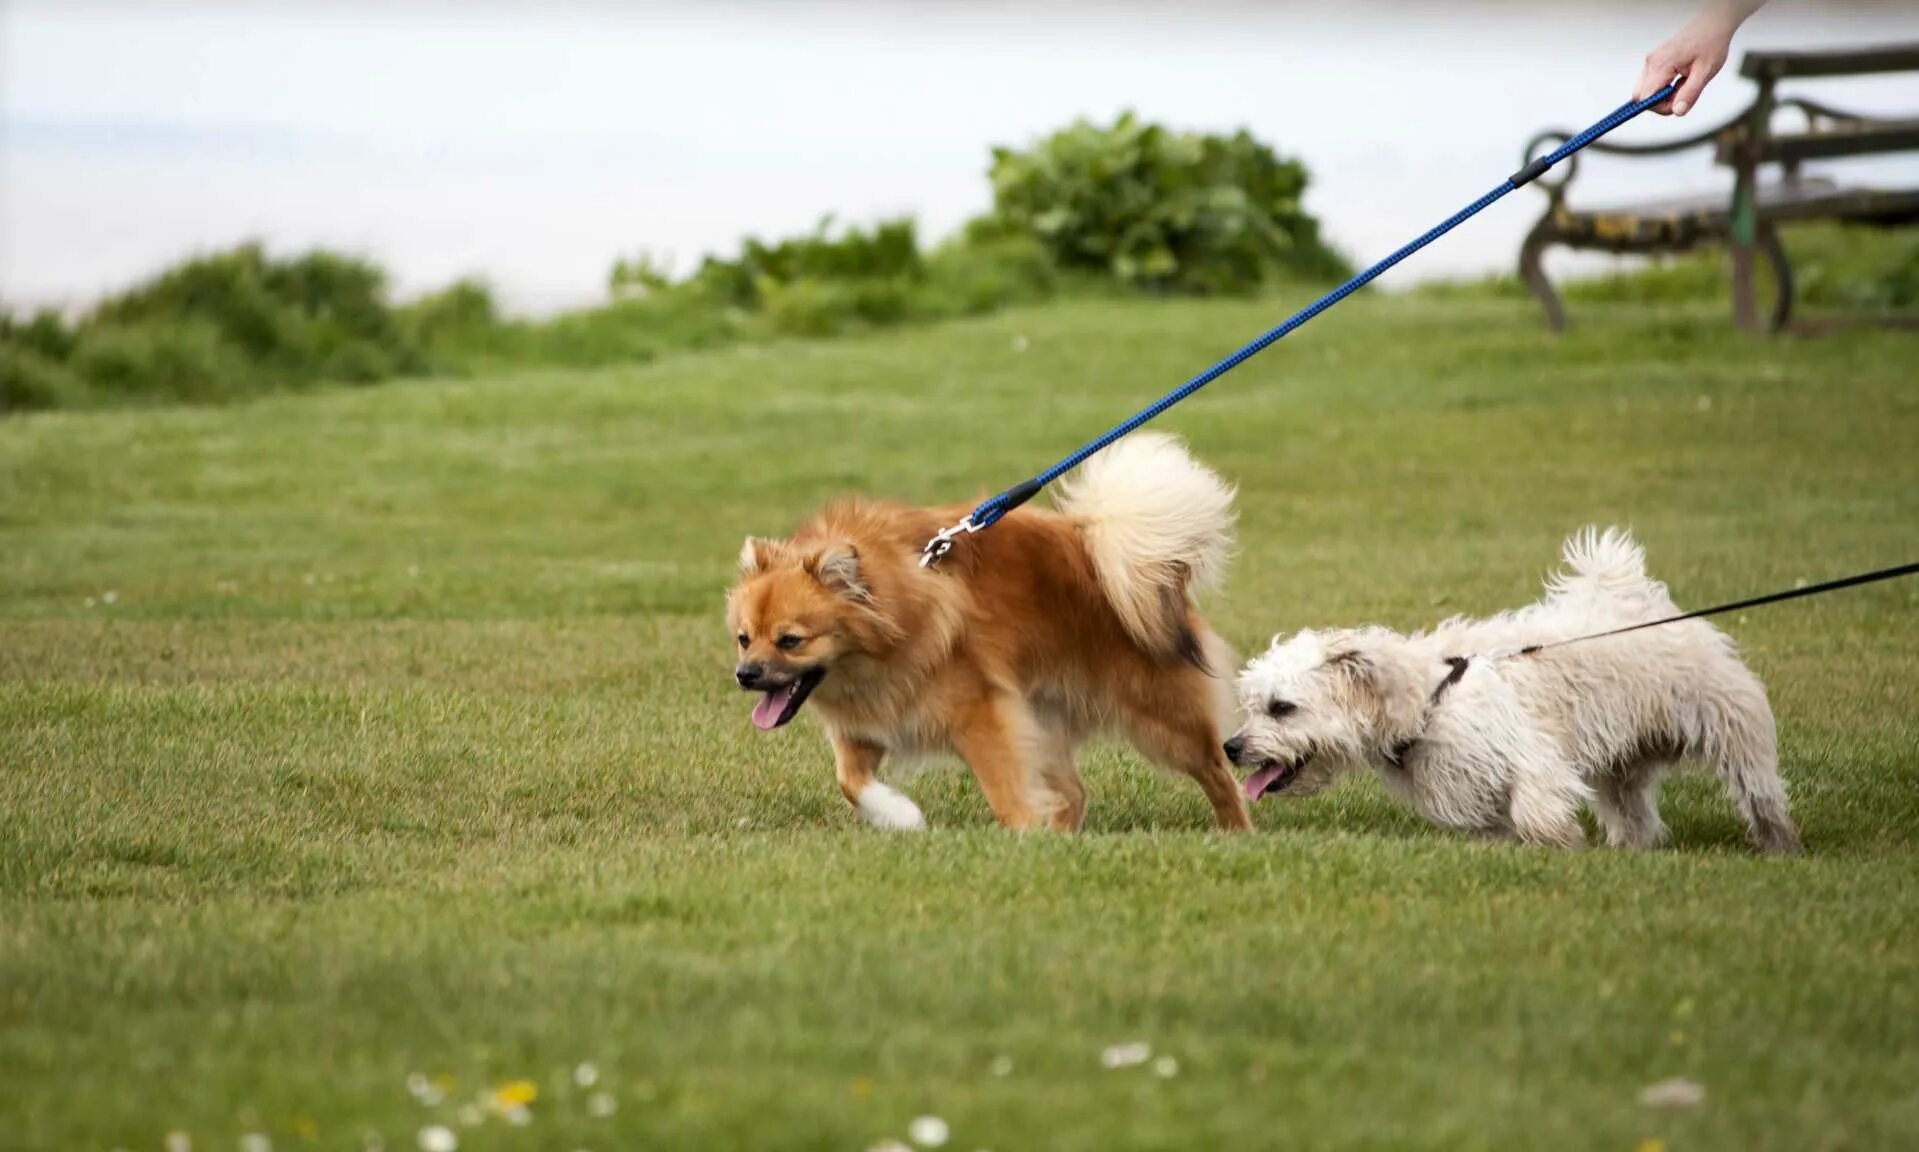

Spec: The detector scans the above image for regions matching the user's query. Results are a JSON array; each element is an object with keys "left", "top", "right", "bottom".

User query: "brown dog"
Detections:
[{"left": 726, "top": 433, "right": 1248, "bottom": 832}]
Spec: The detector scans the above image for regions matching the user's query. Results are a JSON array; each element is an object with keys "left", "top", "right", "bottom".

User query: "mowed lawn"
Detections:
[{"left": 3, "top": 288, "right": 1917, "bottom": 1152}]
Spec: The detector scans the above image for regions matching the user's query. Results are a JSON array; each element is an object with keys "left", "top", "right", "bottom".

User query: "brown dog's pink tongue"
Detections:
[
  {"left": 751, "top": 684, "right": 796, "bottom": 730},
  {"left": 1243, "top": 763, "right": 1288, "bottom": 801}
]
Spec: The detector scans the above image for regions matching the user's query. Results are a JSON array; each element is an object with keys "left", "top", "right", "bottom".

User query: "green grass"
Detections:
[{"left": 3, "top": 288, "right": 1917, "bottom": 1151}]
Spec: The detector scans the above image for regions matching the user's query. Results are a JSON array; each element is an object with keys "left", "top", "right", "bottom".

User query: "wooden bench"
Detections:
[{"left": 1516, "top": 43, "right": 1919, "bottom": 332}]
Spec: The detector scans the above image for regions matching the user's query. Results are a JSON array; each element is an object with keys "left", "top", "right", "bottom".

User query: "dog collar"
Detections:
[{"left": 1384, "top": 656, "right": 1470, "bottom": 770}]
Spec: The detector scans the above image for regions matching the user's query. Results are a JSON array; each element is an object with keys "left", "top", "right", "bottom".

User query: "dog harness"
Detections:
[{"left": 1383, "top": 655, "right": 1471, "bottom": 771}]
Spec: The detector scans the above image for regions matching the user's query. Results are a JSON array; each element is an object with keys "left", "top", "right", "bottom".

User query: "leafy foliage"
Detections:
[{"left": 980, "top": 112, "right": 1350, "bottom": 295}]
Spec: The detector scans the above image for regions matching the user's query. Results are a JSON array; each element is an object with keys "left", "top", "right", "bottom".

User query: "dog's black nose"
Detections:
[
  {"left": 735, "top": 662, "right": 766, "bottom": 689},
  {"left": 1222, "top": 735, "right": 1246, "bottom": 763}
]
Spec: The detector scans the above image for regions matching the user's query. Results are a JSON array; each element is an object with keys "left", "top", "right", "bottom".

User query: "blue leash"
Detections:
[{"left": 920, "top": 82, "right": 1680, "bottom": 568}]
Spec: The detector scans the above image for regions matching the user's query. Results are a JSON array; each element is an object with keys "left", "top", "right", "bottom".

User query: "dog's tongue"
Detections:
[
  {"left": 751, "top": 684, "right": 797, "bottom": 731},
  {"left": 1243, "top": 764, "right": 1290, "bottom": 802}
]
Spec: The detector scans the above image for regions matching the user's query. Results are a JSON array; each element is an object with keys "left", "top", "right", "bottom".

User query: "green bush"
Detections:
[
  {"left": 69, "top": 321, "right": 259, "bottom": 404},
  {"left": 916, "top": 232, "right": 1062, "bottom": 319},
  {"left": 979, "top": 112, "right": 1349, "bottom": 295},
  {"left": 0, "top": 346, "right": 92, "bottom": 412},
  {"left": 1, "top": 308, "right": 79, "bottom": 361},
  {"left": 94, "top": 244, "right": 423, "bottom": 380}
]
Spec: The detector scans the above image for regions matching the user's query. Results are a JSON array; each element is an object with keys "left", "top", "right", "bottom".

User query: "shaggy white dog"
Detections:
[{"left": 1226, "top": 528, "right": 1801, "bottom": 853}]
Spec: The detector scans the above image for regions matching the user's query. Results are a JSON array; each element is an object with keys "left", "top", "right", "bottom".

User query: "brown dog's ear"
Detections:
[
  {"left": 739, "top": 536, "right": 789, "bottom": 575},
  {"left": 804, "top": 542, "right": 867, "bottom": 601}
]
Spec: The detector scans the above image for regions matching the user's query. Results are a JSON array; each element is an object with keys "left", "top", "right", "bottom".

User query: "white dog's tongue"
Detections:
[
  {"left": 751, "top": 684, "right": 796, "bottom": 730},
  {"left": 1243, "top": 763, "right": 1289, "bottom": 801}
]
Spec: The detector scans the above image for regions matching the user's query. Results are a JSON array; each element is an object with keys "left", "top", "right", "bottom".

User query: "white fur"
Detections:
[
  {"left": 1053, "top": 431, "right": 1235, "bottom": 651},
  {"left": 855, "top": 781, "right": 927, "bottom": 831},
  {"left": 1230, "top": 527, "right": 1801, "bottom": 853}
]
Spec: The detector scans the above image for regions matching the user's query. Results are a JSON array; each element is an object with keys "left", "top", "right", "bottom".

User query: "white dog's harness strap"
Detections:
[{"left": 1384, "top": 656, "right": 1471, "bottom": 770}]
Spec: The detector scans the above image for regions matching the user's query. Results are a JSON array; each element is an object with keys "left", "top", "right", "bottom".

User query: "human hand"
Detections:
[{"left": 1635, "top": 2, "right": 1749, "bottom": 116}]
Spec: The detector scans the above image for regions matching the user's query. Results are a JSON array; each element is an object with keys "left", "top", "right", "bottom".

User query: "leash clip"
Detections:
[{"left": 919, "top": 515, "right": 979, "bottom": 568}]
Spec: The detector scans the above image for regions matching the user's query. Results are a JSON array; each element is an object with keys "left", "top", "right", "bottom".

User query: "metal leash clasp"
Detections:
[{"left": 919, "top": 514, "right": 979, "bottom": 568}]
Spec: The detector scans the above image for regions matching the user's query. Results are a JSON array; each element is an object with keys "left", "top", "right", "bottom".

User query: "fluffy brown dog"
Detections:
[{"left": 726, "top": 433, "right": 1248, "bottom": 832}]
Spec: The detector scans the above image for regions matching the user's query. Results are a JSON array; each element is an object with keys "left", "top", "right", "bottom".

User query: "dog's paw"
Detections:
[{"left": 856, "top": 781, "right": 927, "bottom": 831}]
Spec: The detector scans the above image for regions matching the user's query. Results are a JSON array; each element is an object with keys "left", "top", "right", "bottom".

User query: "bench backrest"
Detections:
[
  {"left": 1719, "top": 43, "right": 1919, "bottom": 169},
  {"left": 1741, "top": 43, "right": 1919, "bottom": 82}
]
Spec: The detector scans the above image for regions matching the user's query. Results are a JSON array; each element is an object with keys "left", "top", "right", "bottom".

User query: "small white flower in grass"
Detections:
[
  {"left": 908, "top": 1115, "right": 949, "bottom": 1147},
  {"left": 240, "top": 1135, "right": 271, "bottom": 1152},
  {"left": 417, "top": 1125, "right": 458, "bottom": 1152},
  {"left": 1011, "top": 336, "right": 1030, "bottom": 353},
  {"left": 85, "top": 597, "right": 96, "bottom": 608},
  {"left": 988, "top": 1055, "right": 1013, "bottom": 1077},
  {"left": 1152, "top": 1056, "right": 1179, "bottom": 1079},
  {"left": 1696, "top": 395, "right": 1712, "bottom": 412},
  {"left": 407, "top": 565, "right": 421, "bottom": 578},
  {"left": 405, "top": 1072, "right": 443, "bottom": 1107},
  {"left": 504, "top": 1106, "right": 532, "bottom": 1127},
  {"left": 586, "top": 1092, "right": 617, "bottom": 1118},
  {"left": 1100, "top": 1041, "right": 1151, "bottom": 1069},
  {"left": 302, "top": 574, "right": 316, "bottom": 586},
  {"left": 573, "top": 1062, "right": 600, "bottom": 1088},
  {"left": 165, "top": 1133, "right": 192, "bottom": 1152},
  {"left": 1638, "top": 1077, "right": 1706, "bottom": 1108},
  {"left": 102, "top": 590, "right": 119, "bottom": 604},
  {"left": 455, "top": 1104, "right": 484, "bottom": 1128}
]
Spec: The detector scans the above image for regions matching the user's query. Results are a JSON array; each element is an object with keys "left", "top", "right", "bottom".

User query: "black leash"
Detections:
[{"left": 1519, "top": 560, "right": 1919, "bottom": 657}]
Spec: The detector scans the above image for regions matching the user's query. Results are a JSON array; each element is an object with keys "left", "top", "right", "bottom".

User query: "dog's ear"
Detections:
[
  {"left": 739, "top": 536, "right": 789, "bottom": 576},
  {"left": 804, "top": 541, "right": 868, "bottom": 601},
  {"left": 1322, "top": 632, "right": 1379, "bottom": 687}
]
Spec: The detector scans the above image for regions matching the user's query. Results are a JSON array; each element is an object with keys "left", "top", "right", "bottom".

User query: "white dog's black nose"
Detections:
[{"left": 1222, "top": 734, "right": 1246, "bottom": 763}]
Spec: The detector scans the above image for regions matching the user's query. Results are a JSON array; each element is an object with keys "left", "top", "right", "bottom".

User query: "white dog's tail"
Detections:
[
  {"left": 1054, "top": 432, "right": 1235, "bottom": 663},
  {"left": 1547, "top": 526, "right": 1674, "bottom": 614}
]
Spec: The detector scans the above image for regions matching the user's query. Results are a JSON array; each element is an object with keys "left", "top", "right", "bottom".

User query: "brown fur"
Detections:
[{"left": 726, "top": 499, "right": 1250, "bottom": 831}]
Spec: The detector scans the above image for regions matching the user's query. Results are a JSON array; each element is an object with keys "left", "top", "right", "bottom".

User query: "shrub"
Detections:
[
  {"left": 0, "top": 346, "right": 92, "bottom": 412},
  {"left": 688, "top": 216, "right": 926, "bottom": 312},
  {"left": 979, "top": 112, "right": 1348, "bottom": 295},
  {"left": 93, "top": 243, "right": 423, "bottom": 380},
  {"left": 916, "top": 231, "right": 1061, "bottom": 319},
  {"left": 1, "top": 308, "right": 79, "bottom": 360},
  {"left": 399, "top": 279, "right": 505, "bottom": 365},
  {"left": 69, "top": 321, "right": 258, "bottom": 404}
]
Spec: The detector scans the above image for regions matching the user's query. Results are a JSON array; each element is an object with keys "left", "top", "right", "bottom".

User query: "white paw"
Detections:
[{"left": 856, "top": 781, "right": 927, "bottom": 831}]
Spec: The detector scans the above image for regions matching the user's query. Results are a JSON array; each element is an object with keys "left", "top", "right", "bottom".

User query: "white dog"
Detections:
[{"left": 1226, "top": 528, "right": 1800, "bottom": 853}]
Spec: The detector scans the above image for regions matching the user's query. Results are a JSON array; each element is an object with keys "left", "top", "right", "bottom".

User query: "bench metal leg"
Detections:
[
  {"left": 1759, "top": 224, "right": 1794, "bottom": 333},
  {"left": 1518, "top": 218, "right": 1566, "bottom": 332},
  {"left": 1731, "top": 239, "right": 1761, "bottom": 332}
]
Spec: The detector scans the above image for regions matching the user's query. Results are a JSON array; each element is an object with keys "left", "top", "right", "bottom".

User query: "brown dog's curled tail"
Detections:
[{"left": 1053, "top": 432, "right": 1236, "bottom": 662}]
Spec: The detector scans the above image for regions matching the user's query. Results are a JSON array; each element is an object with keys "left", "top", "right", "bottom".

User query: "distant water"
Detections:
[{"left": 4, "top": 1, "right": 1917, "bottom": 314}]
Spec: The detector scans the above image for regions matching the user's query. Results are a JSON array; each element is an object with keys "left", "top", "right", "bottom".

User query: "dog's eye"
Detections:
[
  {"left": 776, "top": 634, "right": 804, "bottom": 651},
  {"left": 736, "top": 632, "right": 750, "bottom": 648},
  {"left": 1267, "top": 700, "right": 1297, "bottom": 719}
]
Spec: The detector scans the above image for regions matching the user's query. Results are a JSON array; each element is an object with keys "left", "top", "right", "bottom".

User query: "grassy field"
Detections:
[{"left": 3, "top": 286, "right": 1917, "bottom": 1151}]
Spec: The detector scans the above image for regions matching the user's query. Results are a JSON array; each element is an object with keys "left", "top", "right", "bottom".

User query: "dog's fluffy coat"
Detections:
[
  {"left": 727, "top": 433, "right": 1248, "bottom": 831},
  {"left": 1228, "top": 528, "right": 1801, "bottom": 853}
]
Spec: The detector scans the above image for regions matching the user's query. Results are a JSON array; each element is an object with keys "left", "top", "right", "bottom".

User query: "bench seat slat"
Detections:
[{"left": 1549, "top": 183, "right": 1919, "bottom": 252}]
